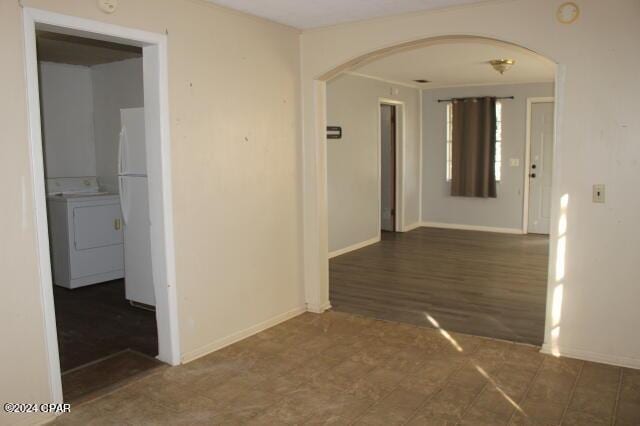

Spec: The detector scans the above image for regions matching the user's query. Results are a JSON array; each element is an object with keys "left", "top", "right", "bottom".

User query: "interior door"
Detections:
[
  {"left": 380, "top": 104, "right": 396, "bottom": 232},
  {"left": 527, "top": 101, "right": 554, "bottom": 234}
]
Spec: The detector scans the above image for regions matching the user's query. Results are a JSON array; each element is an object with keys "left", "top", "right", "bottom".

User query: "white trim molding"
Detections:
[
  {"left": 329, "top": 236, "right": 380, "bottom": 258},
  {"left": 22, "top": 7, "right": 63, "bottom": 407},
  {"left": 307, "top": 300, "right": 333, "bottom": 314},
  {"left": 346, "top": 71, "right": 420, "bottom": 89},
  {"left": 344, "top": 72, "right": 553, "bottom": 91},
  {"left": 421, "top": 221, "right": 524, "bottom": 235},
  {"left": 182, "top": 306, "right": 306, "bottom": 363},
  {"left": 541, "top": 344, "right": 640, "bottom": 370},
  {"left": 21, "top": 7, "right": 181, "bottom": 407},
  {"left": 402, "top": 222, "right": 422, "bottom": 232}
]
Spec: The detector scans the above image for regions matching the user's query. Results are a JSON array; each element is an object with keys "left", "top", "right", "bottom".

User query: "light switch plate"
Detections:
[
  {"left": 593, "top": 184, "right": 605, "bottom": 203},
  {"left": 509, "top": 158, "right": 520, "bottom": 167}
]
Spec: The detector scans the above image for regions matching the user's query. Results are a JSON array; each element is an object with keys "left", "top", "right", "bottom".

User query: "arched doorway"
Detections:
[{"left": 305, "top": 34, "right": 563, "bottom": 350}]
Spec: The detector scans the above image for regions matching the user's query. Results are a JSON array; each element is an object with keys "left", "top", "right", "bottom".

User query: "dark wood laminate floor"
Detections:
[
  {"left": 53, "top": 279, "right": 158, "bottom": 372},
  {"left": 330, "top": 227, "right": 549, "bottom": 345}
]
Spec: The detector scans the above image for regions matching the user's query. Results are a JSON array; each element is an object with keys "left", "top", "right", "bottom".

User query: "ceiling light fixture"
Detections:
[
  {"left": 413, "top": 79, "right": 430, "bottom": 83},
  {"left": 489, "top": 59, "right": 515, "bottom": 75}
]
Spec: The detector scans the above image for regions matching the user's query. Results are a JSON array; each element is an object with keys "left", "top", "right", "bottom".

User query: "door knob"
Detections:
[
  {"left": 530, "top": 173, "right": 536, "bottom": 178},
  {"left": 532, "top": 164, "right": 537, "bottom": 169}
]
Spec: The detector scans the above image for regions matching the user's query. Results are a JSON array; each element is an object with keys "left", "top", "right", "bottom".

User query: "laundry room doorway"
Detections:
[{"left": 22, "top": 8, "right": 180, "bottom": 405}]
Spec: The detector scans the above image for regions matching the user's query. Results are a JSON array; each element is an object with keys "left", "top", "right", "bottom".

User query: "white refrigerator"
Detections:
[{"left": 118, "top": 107, "right": 155, "bottom": 307}]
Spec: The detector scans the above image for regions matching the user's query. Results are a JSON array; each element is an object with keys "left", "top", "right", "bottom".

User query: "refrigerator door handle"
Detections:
[
  {"left": 119, "top": 176, "right": 129, "bottom": 225},
  {"left": 118, "top": 127, "right": 127, "bottom": 175}
]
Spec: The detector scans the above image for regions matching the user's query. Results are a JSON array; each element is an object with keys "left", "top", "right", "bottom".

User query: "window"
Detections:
[{"left": 446, "top": 101, "right": 502, "bottom": 182}]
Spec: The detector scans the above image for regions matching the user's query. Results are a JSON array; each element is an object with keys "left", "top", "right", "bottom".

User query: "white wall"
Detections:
[
  {"left": 39, "top": 62, "right": 96, "bottom": 179},
  {"left": 91, "top": 58, "right": 144, "bottom": 193},
  {"left": 39, "top": 58, "right": 144, "bottom": 191},
  {"left": 326, "top": 73, "right": 420, "bottom": 253},
  {"left": 422, "top": 83, "right": 554, "bottom": 231},
  {"left": 42, "top": 59, "right": 157, "bottom": 359},
  {"left": 301, "top": 0, "right": 640, "bottom": 369},
  {"left": 2, "top": 1, "right": 303, "bottom": 423}
]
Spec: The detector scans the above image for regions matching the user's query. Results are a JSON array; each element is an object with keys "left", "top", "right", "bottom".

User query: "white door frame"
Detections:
[
  {"left": 523, "top": 96, "right": 555, "bottom": 234},
  {"left": 378, "top": 98, "right": 406, "bottom": 234},
  {"left": 22, "top": 7, "right": 180, "bottom": 404}
]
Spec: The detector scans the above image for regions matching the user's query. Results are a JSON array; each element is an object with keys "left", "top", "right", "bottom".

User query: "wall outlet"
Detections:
[{"left": 593, "top": 184, "right": 605, "bottom": 203}]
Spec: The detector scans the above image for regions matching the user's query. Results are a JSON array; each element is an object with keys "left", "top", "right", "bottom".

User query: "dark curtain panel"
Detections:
[{"left": 451, "top": 97, "right": 497, "bottom": 198}]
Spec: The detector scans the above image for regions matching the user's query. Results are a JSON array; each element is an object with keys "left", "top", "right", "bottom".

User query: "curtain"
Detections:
[{"left": 451, "top": 97, "right": 497, "bottom": 198}]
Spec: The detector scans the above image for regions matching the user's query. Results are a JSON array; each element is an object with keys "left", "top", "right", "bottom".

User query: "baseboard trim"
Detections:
[
  {"left": 306, "top": 300, "right": 332, "bottom": 314},
  {"left": 328, "top": 236, "right": 380, "bottom": 259},
  {"left": 181, "top": 306, "right": 306, "bottom": 363},
  {"left": 541, "top": 344, "right": 640, "bottom": 370},
  {"left": 421, "top": 221, "right": 523, "bottom": 235},
  {"left": 402, "top": 222, "right": 422, "bottom": 232}
]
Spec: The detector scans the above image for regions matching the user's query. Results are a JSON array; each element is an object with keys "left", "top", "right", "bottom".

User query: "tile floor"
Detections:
[{"left": 54, "top": 311, "right": 640, "bottom": 425}]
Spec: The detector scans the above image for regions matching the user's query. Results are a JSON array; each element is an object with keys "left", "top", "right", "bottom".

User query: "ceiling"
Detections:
[
  {"left": 37, "top": 31, "right": 141, "bottom": 66},
  {"left": 352, "top": 40, "right": 555, "bottom": 88},
  {"left": 207, "top": 0, "right": 494, "bottom": 29}
]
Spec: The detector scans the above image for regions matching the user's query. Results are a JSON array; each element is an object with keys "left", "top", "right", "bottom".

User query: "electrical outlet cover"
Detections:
[{"left": 593, "top": 184, "right": 605, "bottom": 203}]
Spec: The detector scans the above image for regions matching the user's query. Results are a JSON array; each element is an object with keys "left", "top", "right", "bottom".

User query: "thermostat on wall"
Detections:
[{"left": 98, "top": 0, "right": 118, "bottom": 14}]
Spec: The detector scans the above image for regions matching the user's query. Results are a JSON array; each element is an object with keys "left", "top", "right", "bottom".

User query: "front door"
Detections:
[{"left": 527, "top": 101, "right": 554, "bottom": 234}]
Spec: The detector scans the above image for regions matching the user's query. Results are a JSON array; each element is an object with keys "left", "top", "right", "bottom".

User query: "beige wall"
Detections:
[
  {"left": 1, "top": 0, "right": 302, "bottom": 422},
  {"left": 327, "top": 74, "right": 421, "bottom": 253},
  {"left": 301, "top": 0, "right": 640, "bottom": 368}
]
